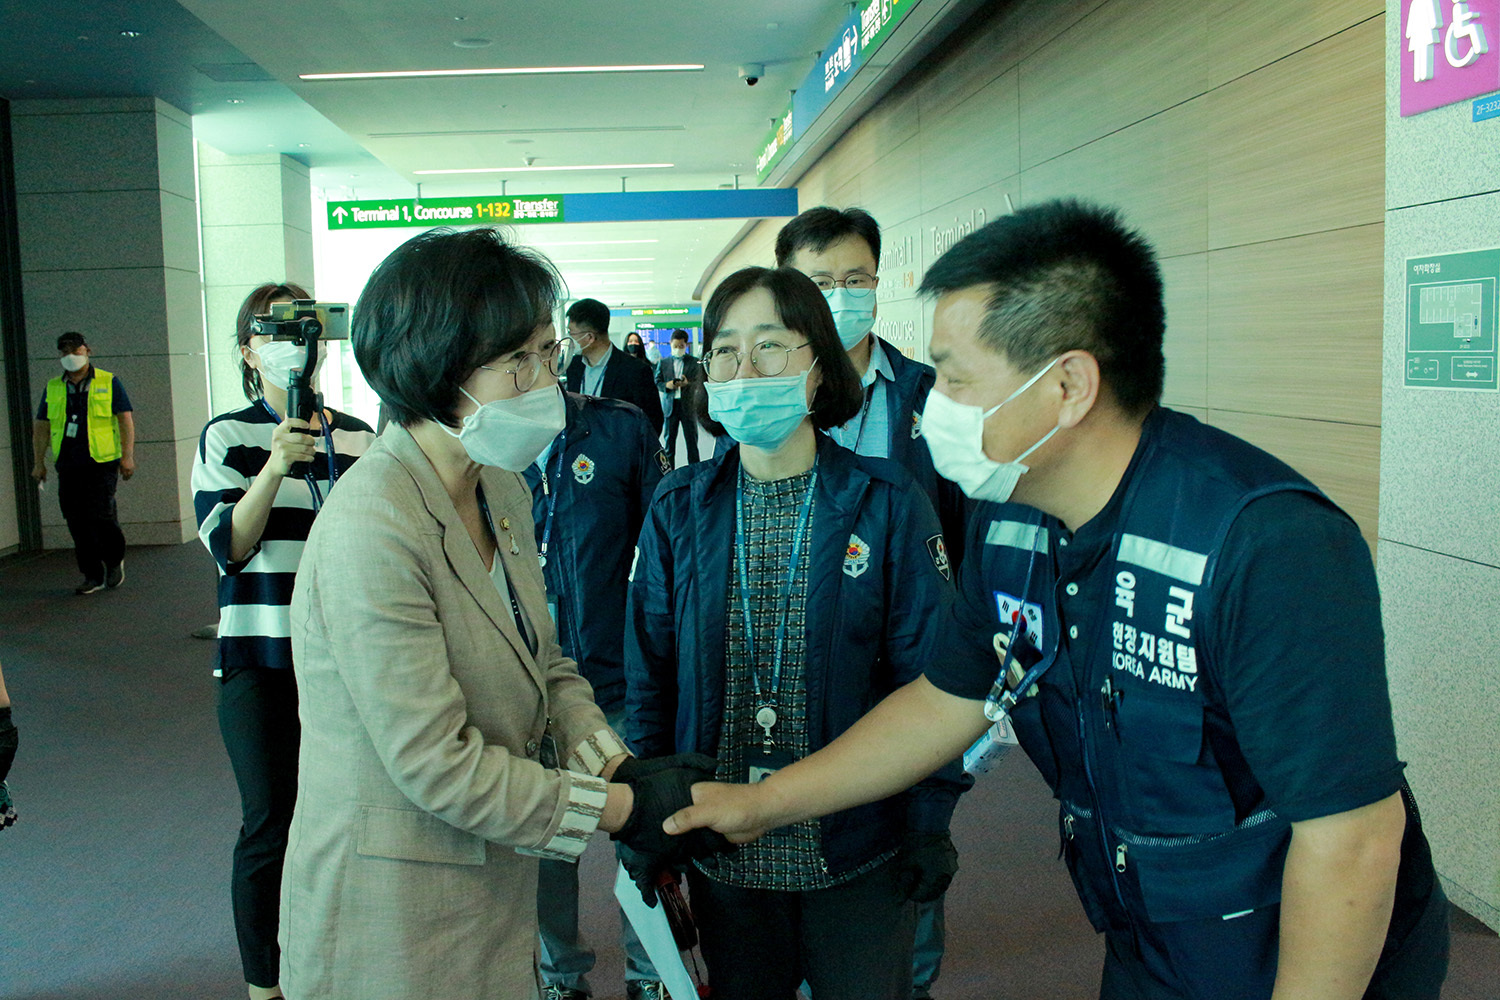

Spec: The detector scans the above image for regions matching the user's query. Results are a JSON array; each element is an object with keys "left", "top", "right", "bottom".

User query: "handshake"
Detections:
[
  {"left": 609, "top": 752, "right": 730, "bottom": 906},
  {"left": 606, "top": 758, "right": 729, "bottom": 905}
]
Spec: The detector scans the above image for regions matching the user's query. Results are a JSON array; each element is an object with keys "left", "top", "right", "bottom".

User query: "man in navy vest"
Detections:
[{"left": 665, "top": 200, "right": 1448, "bottom": 1000}]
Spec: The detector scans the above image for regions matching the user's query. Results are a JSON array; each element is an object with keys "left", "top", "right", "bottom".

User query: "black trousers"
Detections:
[
  {"left": 664, "top": 401, "right": 699, "bottom": 465},
  {"left": 217, "top": 667, "right": 300, "bottom": 988},
  {"left": 686, "top": 860, "right": 915, "bottom": 1000},
  {"left": 55, "top": 459, "right": 124, "bottom": 580}
]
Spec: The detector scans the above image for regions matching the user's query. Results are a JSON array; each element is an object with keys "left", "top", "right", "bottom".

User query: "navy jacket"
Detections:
[
  {"left": 564, "top": 344, "right": 664, "bottom": 433},
  {"left": 524, "top": 393, "right": 667, "bottom": 713},
  {"left": 715, "top": 337, "right": 970, "bottom": 566},
  {"left": 626, "top": 434, "right": 969, "bottom": 875}
]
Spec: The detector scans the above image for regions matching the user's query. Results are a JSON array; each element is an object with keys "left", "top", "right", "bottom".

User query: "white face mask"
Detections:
[
  {"left": 443, "top": 383, "right": 566, "bottom": 471},
  {"left": 59, "top": 353, "right": 89, "bottom": 373},
  {"left": 671, "top": 346, "right": 686, "bottom": 358},
  {"left": 249, "top": 340, "right": 322, "bottom": 392},
  {"left": 921, "top": 357, "right": 1063, "bottom": 503},
  {"left": 822, "top": 287, "right": 877, "bottom": 350}
]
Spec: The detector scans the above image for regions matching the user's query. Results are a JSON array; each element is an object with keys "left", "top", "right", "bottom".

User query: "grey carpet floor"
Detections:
[{"left": 1, "top": 542, "right": 1494, "bottom": 999}]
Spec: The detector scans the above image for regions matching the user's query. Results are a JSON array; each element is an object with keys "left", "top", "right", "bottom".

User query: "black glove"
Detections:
[
  {"left": 0, "top": 706, "right": 16, "bottom": 785},
  {"left": 611, "top": 751, "right": 719, "bottom": 785},
  {"left": 612, "top": 765, "right": 732, "bottom": 905},
  {"left": 894, "top": 831, "right": 958, "bottom": 903}
]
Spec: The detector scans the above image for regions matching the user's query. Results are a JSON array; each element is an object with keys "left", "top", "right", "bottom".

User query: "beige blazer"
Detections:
[{"left": 280, "top": 423, "right": 622, "bottom": 1000}]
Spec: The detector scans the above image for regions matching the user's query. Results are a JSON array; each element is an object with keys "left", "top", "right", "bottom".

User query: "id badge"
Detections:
[
  {"left": 745, "top": 745, "right": 794, "bottom": 784},
  {"left": 65, "top": 419, "right": 79, "bottom": 439}
]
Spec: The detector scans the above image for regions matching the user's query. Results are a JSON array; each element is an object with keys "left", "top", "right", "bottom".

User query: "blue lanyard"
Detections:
[
  {"left": 536, "top": 431, "right": 568, "bottom": 568},
  {"left": 260, "top": 400, "right": 337, "bottom": 508},
  {"left": 836, "top": 381, "right": 876, "bottom": 454},
  {"left": 733, "top": 462, "right": 818, "bottom": 721}
]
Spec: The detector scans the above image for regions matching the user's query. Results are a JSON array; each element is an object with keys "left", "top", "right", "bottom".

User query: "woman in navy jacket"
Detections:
[{"left": 624, "top": 267, "right": 966, "bottom": 1000}]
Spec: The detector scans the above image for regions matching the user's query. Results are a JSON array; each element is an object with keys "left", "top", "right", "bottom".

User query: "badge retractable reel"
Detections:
[
  {"left": 735, "top": 464, "right": 818, "bottom": 784},
  {"left": 251, "top": 300, "right": 350, "bottom": 507}
]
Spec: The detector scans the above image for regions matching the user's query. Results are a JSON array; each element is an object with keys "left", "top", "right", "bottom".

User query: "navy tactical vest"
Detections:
[{"left": 977, "top": 409, "right": 1336, "bottom": 941}]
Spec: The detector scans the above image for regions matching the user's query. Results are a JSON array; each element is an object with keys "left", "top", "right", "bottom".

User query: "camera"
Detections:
[{"left": 738, "top": 63, "right": 764, "bottom": 86}]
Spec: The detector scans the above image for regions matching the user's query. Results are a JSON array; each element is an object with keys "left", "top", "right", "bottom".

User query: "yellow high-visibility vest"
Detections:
[{"left": 46, "top": 368, "right": 122, "bottom": 463}]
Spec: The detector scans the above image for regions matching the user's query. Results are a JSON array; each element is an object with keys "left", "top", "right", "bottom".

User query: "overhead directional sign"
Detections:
[{"left": 327, "top": 188, "right": 799, "bottom": 230}]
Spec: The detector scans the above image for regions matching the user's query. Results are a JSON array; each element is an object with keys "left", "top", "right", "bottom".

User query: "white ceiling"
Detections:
[{"left": 3, "top": 0, "right": 859, "bottom": 305}]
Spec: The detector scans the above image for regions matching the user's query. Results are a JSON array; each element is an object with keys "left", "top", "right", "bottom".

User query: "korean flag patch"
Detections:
[
  {"left": 926, "top": 534, "right": 951, "bottom": 580},
  {"left": 571, "top": 454, "right": 596, "bottom": 485},
  {"left": 843, "top": 533, "right": 871, "bottom": 578}
]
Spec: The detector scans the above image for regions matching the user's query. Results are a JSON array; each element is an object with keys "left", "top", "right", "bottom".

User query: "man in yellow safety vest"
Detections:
[{"left": 31, "top": 332, "right": 136, "bottom": 594}]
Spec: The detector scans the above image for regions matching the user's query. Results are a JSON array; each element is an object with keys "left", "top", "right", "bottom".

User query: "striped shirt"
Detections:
[{"left": 192, "top": 403, "right": 376, "bottom": 673}]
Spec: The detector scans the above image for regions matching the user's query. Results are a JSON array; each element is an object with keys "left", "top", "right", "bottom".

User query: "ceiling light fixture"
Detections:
[
  {"left": 119, "top": 29, "right": 143, "bottom": 38},
  {"left": 226, "top": 98, "right": 246, "bottom": 104},
  {"left": 415, "top": 162, "right": 672, "bottom": 175},
  {"left": 300, "top": 63, "right": 703, "bottom": 81}
]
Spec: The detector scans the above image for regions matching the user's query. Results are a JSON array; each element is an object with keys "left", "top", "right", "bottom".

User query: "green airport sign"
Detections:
[{"left": 327, "top": 195, "right": 564, "bottom": 229}]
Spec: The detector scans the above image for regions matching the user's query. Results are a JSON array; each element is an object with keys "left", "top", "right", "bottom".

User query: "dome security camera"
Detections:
[{"left": 738, "top": 63, "right": 765, "bottom": 86}]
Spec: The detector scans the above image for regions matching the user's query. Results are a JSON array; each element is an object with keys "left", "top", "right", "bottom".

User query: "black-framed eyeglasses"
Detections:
[
  {"left": 703, "top": 340, "right": 812, "bottom": 383},
  {"left": 481, "top": 336, "right": 576, "bottom": 393},
  {"left": 807, "top": 272, "right": 877, "bottom": 292}
]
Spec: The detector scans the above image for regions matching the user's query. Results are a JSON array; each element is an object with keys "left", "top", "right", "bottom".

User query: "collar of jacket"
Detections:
[
  {"left": 381, "top": 421, "right": 547, "bottom": 692},
  {"left": 561, "top": 391, "right": 595, "bottom": 444}
]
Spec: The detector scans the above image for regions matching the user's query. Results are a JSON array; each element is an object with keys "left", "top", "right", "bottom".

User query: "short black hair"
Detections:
[
  {"left": 919, "top": 199, "right": 1165, "bottom": 414},
  {"left": 236, "top": 281, "right": 312, "bottom": 400},
  {"left": 775, "top": 206, "right": 881, "bottom": 269},
  {"left": 669, "top": 328, "right": 689, "bottom": 344},
  {"left": 566, "top": 298, "right": 610, "bottom": 336},
  {"left": 353, "top": 228, "right": 562, "bottom": 427},
  {"left": 695, "top": 267, "right": 863, "bottom": 437},
  {"left": 57, "top": 332, "right": 88, "bottom": 353}
]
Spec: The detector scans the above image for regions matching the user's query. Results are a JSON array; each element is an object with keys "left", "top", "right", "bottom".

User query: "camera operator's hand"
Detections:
[
  {"left": 612, "top": 765, "right": 733, "bottom": 906},
  {"left": 266, "top": 417, "right": 318, "bottom": 478},
  {"left": 893, "top": 830, "right": 958, "bottom": 903}
]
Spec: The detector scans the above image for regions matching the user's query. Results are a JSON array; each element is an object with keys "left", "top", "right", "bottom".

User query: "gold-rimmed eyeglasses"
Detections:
[{"left": 703, "top": 340, "right": 812, "bottom": 383}]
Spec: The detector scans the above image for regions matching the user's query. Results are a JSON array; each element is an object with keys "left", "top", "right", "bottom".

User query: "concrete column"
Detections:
[
  {"left": 1380, "top": 5, "right": 1500, "bottom": 931},
  {"left": 197, "top": 145, "right": 314, "bottom": 418},
  {"left": 12, "top": 97, "right": 206, "bottom": 548}
]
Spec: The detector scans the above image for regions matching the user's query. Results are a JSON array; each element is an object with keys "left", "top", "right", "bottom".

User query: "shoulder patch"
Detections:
[
  {"left": 911, "top": 411, "right": 922, "bottom": 439},
  {"left": 656, "top": 450, "right": 672, "bottom": 476},
  {"left": 926, "top": 534, "right": 951, "bottom": 580}
]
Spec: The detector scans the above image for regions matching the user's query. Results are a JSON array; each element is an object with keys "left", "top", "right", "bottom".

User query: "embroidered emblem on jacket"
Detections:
[
  {"left": 911, "top": 412, "right": 922, "bottom": 439},
  {"left": 843, "top": 534, "right": 871, "bottom": 578},
  {"left": 572, "top": 454, "right": 596, "bottom": 485},
  {"left": 926, "top": 534, "right": 951, "bottom": 580}
]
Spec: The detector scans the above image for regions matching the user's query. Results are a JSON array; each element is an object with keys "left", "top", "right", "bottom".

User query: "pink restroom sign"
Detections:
[{"left": 1402, "top": 0, "right": 1500, "bottom": 115}]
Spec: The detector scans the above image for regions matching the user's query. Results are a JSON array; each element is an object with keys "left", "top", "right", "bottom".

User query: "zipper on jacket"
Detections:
[
  {"left": 1078, "top": 702, "right": 1130, "bottom": 916},
  {"left": 1115, "top": 843, "right": 1128, "bottom": 873},
  {"left": 1115, "top": 807, "right": 1281, "bottom": 850}
]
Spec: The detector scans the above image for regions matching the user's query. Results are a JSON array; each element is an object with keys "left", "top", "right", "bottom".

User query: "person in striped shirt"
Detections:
[{"left": 190, "top": 282, "right": 375, "bottom": 1000}]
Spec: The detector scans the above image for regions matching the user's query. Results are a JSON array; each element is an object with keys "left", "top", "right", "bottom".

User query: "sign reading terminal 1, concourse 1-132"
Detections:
[
  {"left": 1405, "top": 248, "right": 1500, "bottom": 390},
  {"left": 328, "top": 196, "right": 562, "bottom": 229},
  {"left": 326, "top": 188, "right": 800, "bottom": 231}
]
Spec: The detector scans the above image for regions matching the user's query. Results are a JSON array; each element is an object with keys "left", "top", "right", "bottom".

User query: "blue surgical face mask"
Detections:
[
  {"left": 822, "top": 287, "right": 876, "bottom": 350},
  {"left": 706, "top": 364, "right": 817, "bottom": 452}
]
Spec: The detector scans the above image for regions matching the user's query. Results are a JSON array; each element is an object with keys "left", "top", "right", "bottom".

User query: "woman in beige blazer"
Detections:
[{"left": 280, "top": 228, "right": 721, "bottom": 999}]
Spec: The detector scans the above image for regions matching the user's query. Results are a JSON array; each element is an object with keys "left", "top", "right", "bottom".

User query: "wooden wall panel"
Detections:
[
  {"left": 1018, "top": 0, "right": 1209, "bottom": 170},
  {"left": 1206, "top": 224, "right": 1383, "bottom": 426},
  {"left": 1206, "top": 409, "right": 1380, "bottom": 546},
  {"left": 919, "top": 69, "right": 1019, "bottom": 214},
  {"left": 1018, "top": 99, "right": 1210, "bottom": 258},
  {"left": 1204, "top": 18, "right": 1384, "bottom": 249},
  {"left": 704, "top": 0, "right": 1385, "bottom": 541},
  {"left": 1160, "top": 254, "right": 1208, "bottom": 410},
  {"left": 1207, "top": 0, "right": 1383, "bottom": 85}
]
